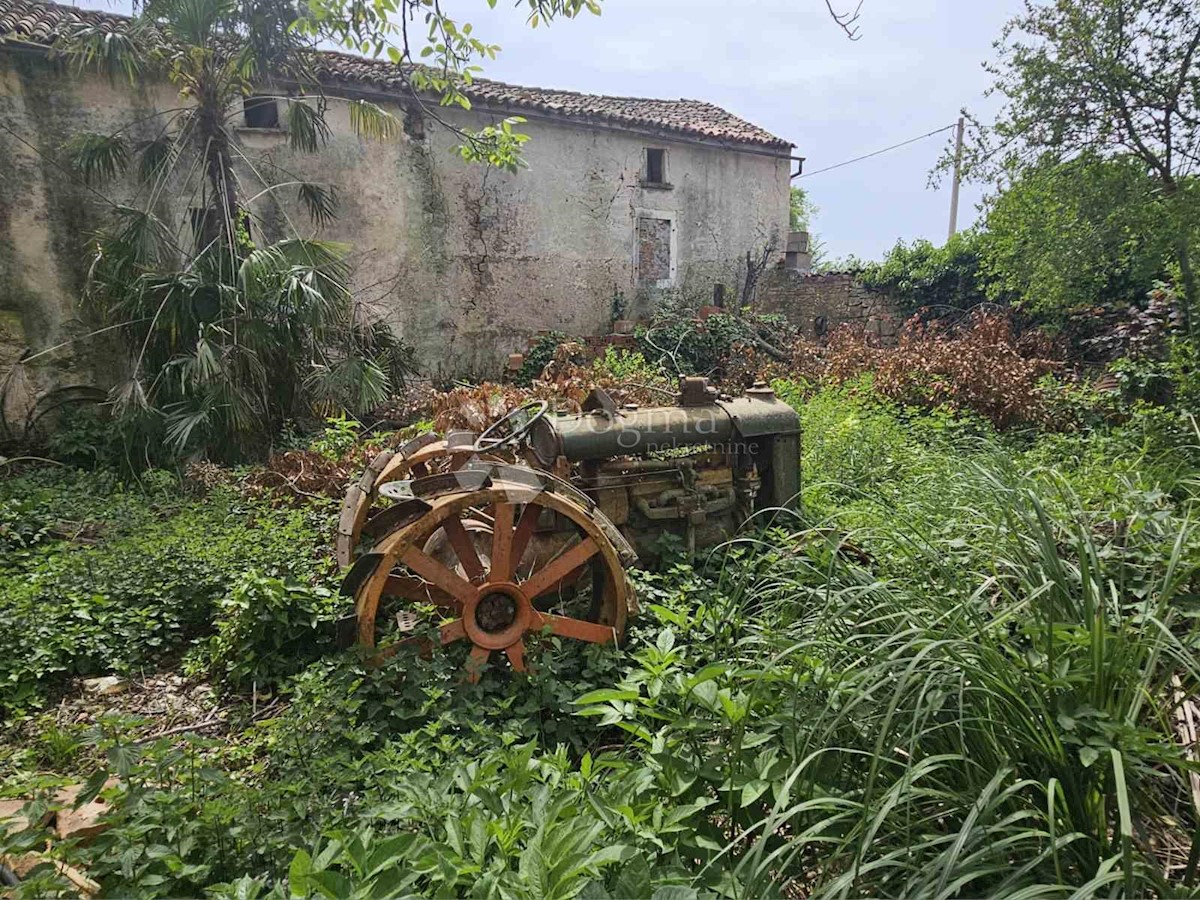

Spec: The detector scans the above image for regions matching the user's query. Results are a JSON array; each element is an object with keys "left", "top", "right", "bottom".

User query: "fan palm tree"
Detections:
[{"left": 62, "top": 0, "right": 409, "bottom": 463}]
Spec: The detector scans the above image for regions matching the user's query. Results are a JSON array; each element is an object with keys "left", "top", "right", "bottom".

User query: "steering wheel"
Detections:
[{"left": 475, "top": 400, "right": 550, "bottom": 451}]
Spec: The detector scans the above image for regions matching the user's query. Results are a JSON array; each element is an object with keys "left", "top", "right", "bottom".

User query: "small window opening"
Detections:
[
  {"left": 243, "top": 95, "right": 280, "bottom": 129},
  {"left": 644, "top": 148, "right": 666, "bottom": 185}
]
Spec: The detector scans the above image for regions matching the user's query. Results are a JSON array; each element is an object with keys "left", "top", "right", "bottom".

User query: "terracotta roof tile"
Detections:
[{"left": 0, "top": 0, "right": 792, "bottom": 149}]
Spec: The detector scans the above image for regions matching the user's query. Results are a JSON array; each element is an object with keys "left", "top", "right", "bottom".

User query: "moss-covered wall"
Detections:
[{"left": 0, "top": 45, "right": 790, "bottom": 406}]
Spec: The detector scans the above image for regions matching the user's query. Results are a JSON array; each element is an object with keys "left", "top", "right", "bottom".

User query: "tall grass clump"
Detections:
[
  {"left": 575, "top": 388, "right": 1200, "bottom": 896},
  {"left": 773, "top": 478, "right": 1191, "bottom": 890}
]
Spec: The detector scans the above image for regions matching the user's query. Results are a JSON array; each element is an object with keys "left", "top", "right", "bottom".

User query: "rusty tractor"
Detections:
[{"left": 337, "top": 377, "right": 800, "bottom": 680}]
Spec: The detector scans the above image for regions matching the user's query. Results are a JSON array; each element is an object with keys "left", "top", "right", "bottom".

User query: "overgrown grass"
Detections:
[{"left": 4, "top": 384, "right": 1200, "bottom": 897}]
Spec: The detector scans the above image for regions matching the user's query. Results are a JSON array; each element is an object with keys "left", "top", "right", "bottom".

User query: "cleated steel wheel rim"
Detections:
[
  {"left": 336, "top": 431, "right": 507, "bottom": 568},
  {"left": 348, "top": 472, "right": 634, "bottom": 681}
]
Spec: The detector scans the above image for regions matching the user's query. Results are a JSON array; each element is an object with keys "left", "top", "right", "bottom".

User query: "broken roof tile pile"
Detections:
[{"left": 0, "top": 0, "right": 791, "bottom": 149}]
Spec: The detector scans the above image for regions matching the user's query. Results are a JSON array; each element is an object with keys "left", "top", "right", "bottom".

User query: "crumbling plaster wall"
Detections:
[
  {"left": 0, "top": 50, "right": 182, "bottom": 426},
  {"left": 0, "top": 47, "right": 789, "bottom": 405}
]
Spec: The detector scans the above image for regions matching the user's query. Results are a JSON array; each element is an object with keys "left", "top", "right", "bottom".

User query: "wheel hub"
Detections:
[
  {"left": 476, "top": 592, "right": 517, "bottom": 633},
  {"left": 462, "top": 581, "right": 532, "bottom": 651}
]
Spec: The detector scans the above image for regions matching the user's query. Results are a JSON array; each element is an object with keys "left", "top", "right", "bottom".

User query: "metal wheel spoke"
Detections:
[
  {"left": 510, "top": 503, "right": 541, "bottom": 576},
  {"left": 442, "top": 517, "right": 486, "bottom": 582},
  {"left": 440, "top": 618, "right": 467, "bottom": 644},
  {"left": 490, "top": 502, "right": 515, "bottom": 581},
  {"left": 400, "top": 546, "right": 479, "bottom": 606},
  {"left": 374, "top": 635, "right": 432, "bottom": 661},
  {"left": 538, "top": 612, "right": 616, "bottom": 645},
  {"left": 522, "top": 538, "right": 599, "bottom": 600},
  {"left": 410, "top": 461, "right": 430, "bottom": 478},
  {"left": 383, "top": 574, "right": 459, "bottom": 611},
  {"left": 505, "top": 640, "right": 528, "bottom": 672},
  {"left": 351, "top": 482, "right": 629, "bottom": 682},
  {"left": 465, "top": 645, "right": 491, "bottom": 682}
]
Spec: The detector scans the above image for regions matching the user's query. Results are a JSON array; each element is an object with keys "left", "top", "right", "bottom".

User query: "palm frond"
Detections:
[
  {"left": 106, "top": 377, "right": 150, "bottom": 417},
  {"left": 60, "top": 23, "right": 146, "bottom": 82},
  {"left": 272, "top": 239, "right": 352, "bottom": 276},
  {"left": 112, "top": 206, "right": 174, "bottom": 266},
  {"left": 67, "top": 132, "right": 130, "bottom": 185},
  {"left": 348, "top": 99, "right": 398, "bottom": 141},
  {"left": 161, "top": 0, "right": 236, "bottom": 48},
  {"left": 237, "top": 245, "right": 288, "bottom": 302},
  {"left": 135, "top": 135, "right": 177, "bottom": 183},
  {"left": 162, "top": 400, "right": 210, "bottom": 453},
  {"left": 304, "top": 353, "right": 392, "bottom": 417},
  {"left": 287, "top": 99, "right": 332, "bottom": 153},
  {"left": 348, "top": 313, "right": 416, "bottom": 389},
  {"left": 86, "top": 208, "right": 175, "bottom": 315},
  {"left": 297, "top": 182, "right": 338, "bottom": 226}
]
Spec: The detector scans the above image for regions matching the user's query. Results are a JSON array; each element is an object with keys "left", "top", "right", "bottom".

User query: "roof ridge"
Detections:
[
  {"left": 0, "top": 0, "right": 793, "bottom": 148},
  {"left": 466, "top": 77, "right": 721, "bottom": 108}
]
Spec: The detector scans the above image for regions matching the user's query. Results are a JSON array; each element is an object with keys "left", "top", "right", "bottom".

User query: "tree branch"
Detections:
[{"left": 824, "top": 0, "right": 863, "bottom": 41}]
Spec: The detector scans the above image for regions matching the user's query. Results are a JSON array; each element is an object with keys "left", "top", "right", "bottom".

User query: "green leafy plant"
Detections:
[
  {"left": 193, "top": 573, "right": 339, "bottom": 690},
  {"left": 0, "top": 476, "right": 331, "bottom": 711},
  {"left": 514, "top": 332, "right": 570, "bottom": 387},
  {"left": 307, "top": 415, "right": 361, "bottom": 461}
]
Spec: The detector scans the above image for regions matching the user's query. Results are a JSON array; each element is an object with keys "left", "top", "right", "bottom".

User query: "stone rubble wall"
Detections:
[{"left": 757, "top": 270, "right": 902, "bottom": 343}]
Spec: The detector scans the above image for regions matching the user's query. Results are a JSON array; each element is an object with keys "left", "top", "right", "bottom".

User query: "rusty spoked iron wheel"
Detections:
[
  {"left": 346, "top": 472, "right": 634, "bottom": 681},
  {"left": 336, "top": 431, "right": 509, "bottom": 568}
]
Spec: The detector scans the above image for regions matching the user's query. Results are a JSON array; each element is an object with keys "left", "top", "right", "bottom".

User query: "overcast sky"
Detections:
[
  {"left": 96, "top": 0, "right": 1026, "bottom": 261},
  {"left": 465, "top": 0, "right": 1027, "bottom": 262}
]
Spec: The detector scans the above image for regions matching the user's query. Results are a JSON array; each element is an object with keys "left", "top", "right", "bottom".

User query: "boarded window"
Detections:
[{"left": 637, "top": 216, "right": 672, "bottom": 284}]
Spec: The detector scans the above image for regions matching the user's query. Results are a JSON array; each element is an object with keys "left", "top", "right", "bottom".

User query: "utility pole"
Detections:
[{"left": 947, "top": 116, "right": 965, "bottom": 241}]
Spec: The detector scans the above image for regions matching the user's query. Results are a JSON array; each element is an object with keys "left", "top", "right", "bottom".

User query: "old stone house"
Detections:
[{"left": 0, "top": 0, "right": 796, "bottom": 402}]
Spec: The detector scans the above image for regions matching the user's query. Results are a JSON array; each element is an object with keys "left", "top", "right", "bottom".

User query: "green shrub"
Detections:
[
  {"left": 0, "top": 481, "right": 333, "bottom": 710},
  {"left": 307, "top": 415, "right": 361, "bottom": 460},
  {"left": 0, "top": 496, "right": 54, "bottom": 559},
  {"left": 193, "top": 573, "right": 339, "bottom": 690},
  {"left": 513, "top": 331, "right": 569, "bottom": 386},
  {"left": 637, "top": 304, "right": 795, "bottom": 378},
  {"left": 858, "top": 230, "right": 991, "bottom": 315},
  {"left": 44, "top": 407, "right": 126, "bottom": 470}
]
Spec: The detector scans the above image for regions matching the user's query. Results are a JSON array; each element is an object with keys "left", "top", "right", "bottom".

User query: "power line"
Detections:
[{"left": 797, "top": 123, "right": 958, "bottom": 179}]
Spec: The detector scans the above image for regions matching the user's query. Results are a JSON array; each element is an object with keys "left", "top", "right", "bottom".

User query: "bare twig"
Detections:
[
  {"left": 134, "top": 716, "right": 225, "bottom": 744},
  {"left": 824, "top": 0, "right": 863, "bottom": 40}
]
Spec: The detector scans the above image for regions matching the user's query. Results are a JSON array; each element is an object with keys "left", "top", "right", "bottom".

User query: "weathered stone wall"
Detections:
[
  {"left": 0, "top": 46, "right": 790, "bottom": 421},
  {"left": 758, "top": 270, "right": 901, "bottom": 343}
]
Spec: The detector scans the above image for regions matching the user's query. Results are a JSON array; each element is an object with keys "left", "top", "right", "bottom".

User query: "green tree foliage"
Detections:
[
  {"left": 960, "top": 0, "right": 1200, "bottom": 335},
  {"left": 857, "top": 230, "right": 990, "bottom": 314},
  {"left": 788, "top": 186, "right": 826, "bottom": 269},
  {"left": 788, "top": 186, "right": 816, "bottom": 232},
  {"left": 981, "top": 154, "right": 1176, "bottom": 317}
]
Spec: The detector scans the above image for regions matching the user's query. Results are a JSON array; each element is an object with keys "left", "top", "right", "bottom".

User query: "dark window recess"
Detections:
[
  {"left": 243, "top": 95, "right": 280, "bottom": 129},
  {"left": 644, "top": 148, "right": 666, "bottom": 184}
]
